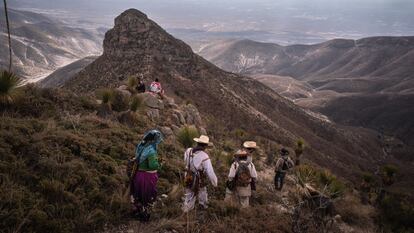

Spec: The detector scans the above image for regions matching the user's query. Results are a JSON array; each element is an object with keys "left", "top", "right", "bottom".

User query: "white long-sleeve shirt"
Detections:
[
  {"left": 184, "top": 148, "right": 218, "bottom": 187},
  {"left": 228, "top": 160, "right": 258, "bottom": 181}
]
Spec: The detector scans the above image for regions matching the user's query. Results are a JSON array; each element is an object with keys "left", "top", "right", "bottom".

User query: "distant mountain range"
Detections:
[
  {"left": 199, "top": 38, "right": 414, "bottom": 147},
  {"left": 0, "top": 7, "right": 103, "bottom": 81}
]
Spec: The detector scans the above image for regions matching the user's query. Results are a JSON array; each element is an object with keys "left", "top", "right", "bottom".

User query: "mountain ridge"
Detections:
[
  {"left": 62, "top": 9, "right": 392, "bottom": 182},
  {"left": 0, "top": 7, "right": 103, "bottom": 81}
]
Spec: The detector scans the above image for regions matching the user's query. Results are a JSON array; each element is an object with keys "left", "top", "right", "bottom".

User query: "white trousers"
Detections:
[
  {"left": 182, "top": 187, "right": 208, "bottom": 213},
  {"left": 225, "top": 187, "right": 250, "bottom": 208}
]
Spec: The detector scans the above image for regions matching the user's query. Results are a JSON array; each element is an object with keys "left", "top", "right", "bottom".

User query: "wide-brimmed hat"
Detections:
[
  {"left": 193, "top": 135, "right": 210, "bottom": 144},
  {"left": 235, "top": 149, "right": 248, "bottom": 157},
  {"left": 243, "top": 141, "right": 258, "bottom": 149}
]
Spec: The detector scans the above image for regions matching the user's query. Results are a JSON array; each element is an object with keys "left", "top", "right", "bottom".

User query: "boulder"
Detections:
[
  {"left": 164, "top": 96, "right": 176, "bottom": 107},
  {"left": 183, "top": 104, "right": 202, "bottom": 125},
  {"left": 160, "top": 126, "right": 174, "bottom": 137},
  {"left": 146, "top": 109, "right": 160, "bottom": 121},
  {"left": 171, "top": 125, "right": 180, "bottom": 135},
  {"left": 116, "top": 85, "right": 132, "bottom": 97},
  {"left": 198, "top": 127, "right": 207, "bottom": 135},
  {"left": 172, "top": 110, "right": 186, "bottom": 125},
  {"left": 139, "top": 93, "right": 164, "bottom": 109}
]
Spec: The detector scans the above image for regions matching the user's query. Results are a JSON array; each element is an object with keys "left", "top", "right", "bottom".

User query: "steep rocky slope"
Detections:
[
  {"left": 63, "top": 9, "right": 392, "bottom": 182},
  {"left": 0, "top": 8, "right": 103, "bottom": 81},
  {"left": 40, "top": 56, "right": 97, "bottom": 88}
]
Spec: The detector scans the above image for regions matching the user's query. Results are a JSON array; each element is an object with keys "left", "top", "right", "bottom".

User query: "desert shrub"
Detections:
[
  {"left": 130, "top": 96, "right": 143, "bottom": 112},
  {"left": 0, "top": 70, "right": 22, "bottom": 105},
  {"left": 177, "top": 125, "right": 199, "bottom": 148},
  {"left": 127, "top": 75, "right": 138, "bottom": 92},
  {"left": 362, "top": 172, "right": 376, "bottom": 184},
  {"left": 335, "top": 194, "right": 376, "bottom": 227},
  {"left": 0, "top": 114, "right": 134, "bottom": 232},
  {"left": 294, "top": 164, "right": 345, "bottom": 198},
  {"left": 379, "top": 193, "right": 414, "bottom": 233},
  {"left": 381, "top": 164, "right": 399, "bottom": 186},
  {"left": 111, "top": 90, "right": 130, "bottom": 112},
  {"left": 96, "top": 88, "right": 114, "bottom": 105}
]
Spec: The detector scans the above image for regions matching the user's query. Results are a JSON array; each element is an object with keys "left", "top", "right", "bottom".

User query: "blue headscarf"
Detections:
[{"left": 135, "top": 129, "right": 163, "bottom": 164}]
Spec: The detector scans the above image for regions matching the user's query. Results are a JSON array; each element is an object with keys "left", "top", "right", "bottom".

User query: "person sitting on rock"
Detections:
[
  {"left": 274, "top": 148, "right": 295, "bottom": 191},
  {"left": 225, "top": 149, "right": 258, "bottom": 208},
  {"left": 136, "top": 78, "right": 146, "bottom": 93},
  {"left": 130, "top": 130, "right": 163, "bottom": 222},
  {"left": 182, "top": 135, "right": 217, "bottom": 212},
  {"left": 149, "top": 78, "right": 164, "bottom": 98}
]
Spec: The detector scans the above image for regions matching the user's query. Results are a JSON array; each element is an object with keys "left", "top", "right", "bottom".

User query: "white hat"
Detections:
[
  {"left": 243, "top": 141, "right": 258, "bottom": 149},
  {"left": 193, "top": 135, "right": 210, "bottom": 144}
]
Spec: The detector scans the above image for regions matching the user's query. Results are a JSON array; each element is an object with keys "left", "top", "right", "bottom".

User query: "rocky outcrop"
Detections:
[{"left": 139, "top": 93, "right": 165, "bottom": 110}]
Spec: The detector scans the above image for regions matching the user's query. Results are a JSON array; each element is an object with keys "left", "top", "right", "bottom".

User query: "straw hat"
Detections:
[
  {"left": 193, "top": 135, "right": 210, "bottom": 144},
  {"left": 243, "top": 141, "right": 258, "bottom": 149},
  {"left": 235, "top": 149, "right": 248, "bottom": 157}
]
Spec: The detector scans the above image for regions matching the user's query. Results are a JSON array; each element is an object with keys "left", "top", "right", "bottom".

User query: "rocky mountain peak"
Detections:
[{"left": 103, "top": 8, "right": 195, "bottom": 64}]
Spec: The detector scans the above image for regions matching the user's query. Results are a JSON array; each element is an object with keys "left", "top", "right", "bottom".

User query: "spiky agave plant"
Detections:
[
  {"left": 97, "top": 88, "right": 114, "bottom": 105},
  {"left": 127, "top": 75, "right": 138, "bottom": 92},
  {"left": 129, "top": 96, "right": 142, "bottom": 112},
  {"left": 177, "top": 125, "right": 199, "bottom": 148},
  {"left": 0, "top": 70, "right": 21, "bottom": 105}
]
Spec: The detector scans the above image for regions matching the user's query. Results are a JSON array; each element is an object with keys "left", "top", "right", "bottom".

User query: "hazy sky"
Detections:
[{"left": 10, "top": 0, "right": 414, "bottom": 44}]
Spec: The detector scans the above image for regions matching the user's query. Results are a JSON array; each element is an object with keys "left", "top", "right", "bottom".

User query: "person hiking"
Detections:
[
  {"left": 136, "top": 78, "right": 146, "bottom": 93},
  {"left": 274, "top": 148, "right": 294, "bottom": 191},
  {"left": 182, "top": 135, "right": 218, "bottom": 212},
  {"left": 225, "top": 149, "right": 258, "bottom": 208},
  {"left": 242, "top": 141, "right": 258, "bottom": 163},
  {"left": 149, "top": 78, "right": 164, "bottom": 98},
  {"left": 129, "top": 129, "right": 163, "bottom": 222}
]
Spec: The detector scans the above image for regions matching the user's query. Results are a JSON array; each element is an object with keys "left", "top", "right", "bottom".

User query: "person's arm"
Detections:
[
  {"left": 203, "top": 158, "right": 218, "bottom": 187},
  {"left": 288, "top": 157, "right": 295, "bottom": 167},
  {"left": 228, "top": 162, "right": 237, "bottom": 180},
  {"left": 250, "top": 163, "right": 258, "bottom": 179},
  {"left": 275, "top": 158, "right": 282, "bottom": 172}
]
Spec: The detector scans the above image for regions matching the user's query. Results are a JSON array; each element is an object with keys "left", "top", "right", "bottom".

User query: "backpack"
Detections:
[
  {"left": 183, "top": 149, "right": 206, "bottom": 193},
  {"left": 281, "top": 158, "right": 294, "bottom": 171},
  {"left": 235, "top": 162, "right": 252, "bottom": 187}
]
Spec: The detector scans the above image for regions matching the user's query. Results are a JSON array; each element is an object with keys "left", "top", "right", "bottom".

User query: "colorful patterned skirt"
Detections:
[{"left": 131, "top": 171, "right": 158, "bottom": 209}]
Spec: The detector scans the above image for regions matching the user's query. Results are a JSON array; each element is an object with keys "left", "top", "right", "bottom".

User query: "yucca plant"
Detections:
[
  {"left": 97, "top": 88, "right": 114, "bottom": 105},
  {"left": 381, "top": 164, "right": 398, "bottom": 186},
  {"left": 0, "top": 70, "right": 21, "bottom": 105},
  {"left": 129, "top": 96, "right": 142, "bottom": 112},
  {"left": 294, "top": 139, "right": 305, "bottom": 165},
  {"left": 177, "top": 125, "right": 199, "bottom": 148},
  {"left": 294, "top": 164, "right": 345, "bottom": 199},
  {"left": 127, "top": 75, "right": 138, "bottom": 92}
]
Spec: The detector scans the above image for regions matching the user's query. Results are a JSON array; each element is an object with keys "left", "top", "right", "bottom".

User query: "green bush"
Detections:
[
  {"left": 130, "top": 96, "right": 142, "bottom": 112},
  {"left": 379, "top": 193, "right": 414, "bottom": 232},
  {"left": 127, "top": 75, "right": 138, "bottom": 92},
  {"left": 96, "top": 88, "right": 114, "bottom": 105},
  {"left": 111, "top": 90, "right": 130, "bottom": 112},
  {"left": 177, "top": 125, "right": 199, "bottom": 148},
  {"left": 294, "top": 164, "right": 345, "bottom": 199}
]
